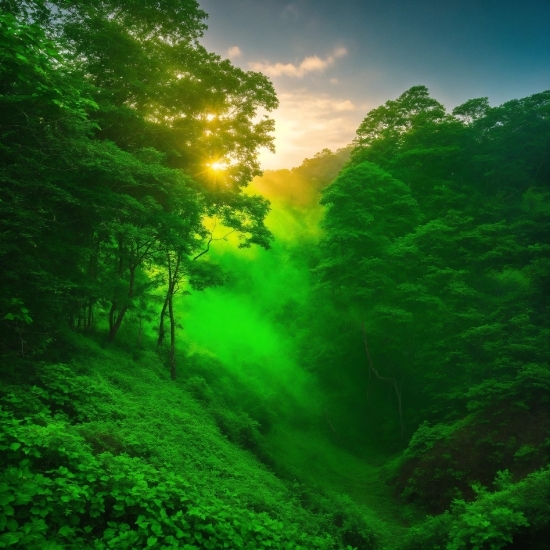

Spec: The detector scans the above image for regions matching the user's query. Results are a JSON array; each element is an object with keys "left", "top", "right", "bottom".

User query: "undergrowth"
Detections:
[
  {"left": 1, "top": 332, "right": 548, "bottom": 549},
  {"left": 403, "top": 466, "right": 550, "bottom": 550},
  {"left": 0, "top": 334, "right": 383, "bottom": 549}
]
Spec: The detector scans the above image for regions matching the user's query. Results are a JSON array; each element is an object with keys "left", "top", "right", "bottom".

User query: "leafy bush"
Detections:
[
  {"left": 404, "top": 467, "right": 550, "bottom": 550},
  {"left": 0, "top": 405, "right": 337, "bottom": 549},
  {"left": 404, "top": 421, "right": 458, "bottom": 460},
  {"left": 395, "top": 398, "right": 549, "bottom": 513}
]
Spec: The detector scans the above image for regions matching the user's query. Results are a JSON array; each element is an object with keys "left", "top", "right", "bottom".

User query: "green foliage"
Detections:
[
  {"left": 352, "top": 85, "right": 447, "bottom": 156},
  {"left": 312, "top": 84, "right": 550, "bottom": 449},
  {"left": 395, "top": 398, "right": 548, "bottom": 514},
  {"left": 404, "top": 421, "right": 457, "bottom": 460},
  {"left": 3, "top": 299, "right": 32, "bottom": 325},
  {"left": 1, "top": 9, "right": 549, "bottom": 543},
  {"left": 0, "top": 1, "right": 277, "bottom": 360},
  {"left": 0, "top": 406, "right": 316, "bottom": 549},
  {"left": 184, "top": 376, "right": 267, "bottom": 458},
  {"left": 404, "top": 467, "right": 550, "bottom": 550},
  {"left": 317, "top": 161, "right": 420, "bottom": 297},
  {"left": 0, "top": 337, "right": 383, "bottom": 549}
]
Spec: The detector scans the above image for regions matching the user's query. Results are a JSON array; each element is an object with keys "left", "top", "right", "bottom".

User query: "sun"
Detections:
[{"left": 209, "top": 161, "right": 227, "bottom": 171}]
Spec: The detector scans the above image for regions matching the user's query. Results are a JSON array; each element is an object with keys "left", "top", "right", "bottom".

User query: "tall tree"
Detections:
[
  {"left": 0, "top": 2, "right": 278, "bottom": 359},
  {"left": 310, "top": 86, "right": 550, "bottom": 453}
]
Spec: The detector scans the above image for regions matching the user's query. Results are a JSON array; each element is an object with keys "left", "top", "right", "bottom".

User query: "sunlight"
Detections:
[{"left": 209, "top": 161, "right": 228, "bottom": 171}]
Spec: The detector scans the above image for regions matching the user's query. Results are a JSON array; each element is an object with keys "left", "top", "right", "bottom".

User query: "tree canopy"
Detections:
[
  {"left": 310, "top": 86, "right": 549, "bottom": 518},
  {"left": 0, "top": 3, "right": 277, "bottom": 371}
]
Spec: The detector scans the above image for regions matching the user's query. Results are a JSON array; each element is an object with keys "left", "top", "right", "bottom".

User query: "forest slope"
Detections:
[{"left": 0, "top": 333, "right": 393, "bottom": 549}]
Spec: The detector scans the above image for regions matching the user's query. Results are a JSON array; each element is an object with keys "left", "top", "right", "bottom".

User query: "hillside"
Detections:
[
  {"left": 0, "top": 331, "right": 400, "bottom": 549},
  {"left": 1, "top": 3, "right": 549, "bottom": 549}
]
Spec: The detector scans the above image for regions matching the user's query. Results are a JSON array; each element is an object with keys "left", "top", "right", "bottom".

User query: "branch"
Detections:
[
  {"left": 193, "top": 217, "right": 237, "bottom": 261},
  {"left": 362, "top": 322, "right": 405, "bottom": 439},
  {"left": 324, "top": 408, "right": 339, "bottom": 438}
]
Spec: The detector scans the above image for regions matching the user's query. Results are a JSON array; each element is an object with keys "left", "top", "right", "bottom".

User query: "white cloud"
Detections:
[
  {"left": 249, "top": 47, "right": 347, "bottom": 78},
  {"left": 333, "top": 99, "right": 354, "bottom": 111},
  {"left": 226, "top": 46, "right": 242, "bottom": 59},
  {"left": 332, "top": 46, "right": 347, "bottom": 58},
  {"left": 258, "top": 89, "right": 368, "bottom": 170}
]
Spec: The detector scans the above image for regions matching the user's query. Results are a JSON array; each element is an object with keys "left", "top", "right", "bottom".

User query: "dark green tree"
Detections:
[
  {"left": 310, "top": 86, "right": 550, "bottom": 472},
  {"left": 0, "top": 2, "right": 277, "bottom": 364}
]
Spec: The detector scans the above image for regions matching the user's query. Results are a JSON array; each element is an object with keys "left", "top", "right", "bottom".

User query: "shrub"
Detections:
[{"left": 404, "top": 467, "right": 550, "bottom": 550}]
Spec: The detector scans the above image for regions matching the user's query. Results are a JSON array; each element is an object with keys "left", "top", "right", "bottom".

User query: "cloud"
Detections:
[
  {"left": 249, "top": 47, "right": 347, "bottom": 78},
  {"left": 332, "top": 46, "right": 347, "bottom": 58},
  {"left": 258, "top": 90, "right": 368, "bottom": 170},
  {"left": 226, "top": 46, "right": 242, "bottom": 59},
  {"left": 282, "top": 3, "right": 300, "bottom": 19},
  {"left": 330, "top": 78, "right": 338, "bottom": 84}
]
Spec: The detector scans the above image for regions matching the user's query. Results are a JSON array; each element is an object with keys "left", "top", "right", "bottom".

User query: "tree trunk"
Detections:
[
  {"left": 108, "top": 305, "right": 128, "bottom": 341},
  {"left": 159, "top": 249, "right": 181, "bottom": 379},
  {"left": 86, "top": 238, "right": 99, "bottom": 332},
  {"left": 362, "top": 323, "right": 405, "bottom": 440},
  {"left": 157, "top": 292, "right": 169, "bottom": 348},
  {"left": 108, "top": 301, "right": 117, "bottom": 334},
  {"left": 168, "top": 292, "right": 176, "bottom": 380},
  {"left": 108, "top": 265, "right": 136, "bottom": 342},
  {"left": 86, "top": 299, "right": 94, "bottom": 331}
]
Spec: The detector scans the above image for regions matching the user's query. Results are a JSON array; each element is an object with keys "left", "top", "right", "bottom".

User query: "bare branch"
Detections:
[{"left": 193, "top": 216, "right": 237, "bottom": 260}]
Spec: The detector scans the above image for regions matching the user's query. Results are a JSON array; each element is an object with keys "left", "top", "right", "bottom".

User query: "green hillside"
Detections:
[{"left": 1, "top": 2, "right": 549, "bottom": 549}]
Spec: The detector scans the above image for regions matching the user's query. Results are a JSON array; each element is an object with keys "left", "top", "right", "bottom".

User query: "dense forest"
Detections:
[{"left": 0, "top": 1, "right": 549, "bottom": 549}]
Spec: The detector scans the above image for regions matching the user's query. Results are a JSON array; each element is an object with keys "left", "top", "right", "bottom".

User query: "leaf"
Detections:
[
  {"left": 58, "top": 525, "right": 75, "bottom": 536},
  {"left": 0, "top": 493, "right": 14, "bottom": 506}
]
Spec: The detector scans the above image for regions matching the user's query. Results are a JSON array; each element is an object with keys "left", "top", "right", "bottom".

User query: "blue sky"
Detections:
[{"left": 198, "top": 0, "right": 550, "bottom": 169}]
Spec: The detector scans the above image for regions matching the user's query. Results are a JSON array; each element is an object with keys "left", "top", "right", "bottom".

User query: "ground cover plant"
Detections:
[{"left": 0, "top": 336, "right": 384, "bottom": 549}]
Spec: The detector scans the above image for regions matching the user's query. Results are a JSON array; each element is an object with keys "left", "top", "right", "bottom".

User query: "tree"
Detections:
[
  {"left": 452, "top": 97, "right": 489, "bottom": 123},
  {"left": 350, "top": 85, "right": 447, "bottom": 167},
  {"left": 317, "top": 161, "right": 420, "bottom": 297},
  {"left": 311, "top": 86, "right": 550, "bottom": 451},
  {"left": 5, "top": 0, "right": 278, "bottom": 189},
  {"left": 0, "top": 3, "right": 278, "bottom": 362}
]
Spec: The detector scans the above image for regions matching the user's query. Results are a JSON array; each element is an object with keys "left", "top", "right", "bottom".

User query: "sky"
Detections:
[{"left": 198, "top": 0, "right": 550, "bottom": 170}]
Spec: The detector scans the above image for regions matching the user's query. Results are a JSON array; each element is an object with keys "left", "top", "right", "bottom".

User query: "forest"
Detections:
[{"left": 0, "top": 1, "right": 549, "bottom": 549}]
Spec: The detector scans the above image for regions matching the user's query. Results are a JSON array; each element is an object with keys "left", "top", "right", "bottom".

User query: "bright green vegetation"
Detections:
[
  {"left": 0, "top": 339, "right": 386, "bottom": 549},
  {"left": 1, "top": 2, "right": 549, "bottom": 549}
]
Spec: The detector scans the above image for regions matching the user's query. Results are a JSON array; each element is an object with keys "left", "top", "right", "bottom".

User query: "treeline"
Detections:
[
  {"left": 0, "top": 1, "right": 276, "bottom": 377},
  {"left": 314, "top": 85, "right": 550, "bottom": 430},
  {"left": 299, "top": 86, "right": 550, "bottom": 547}
]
